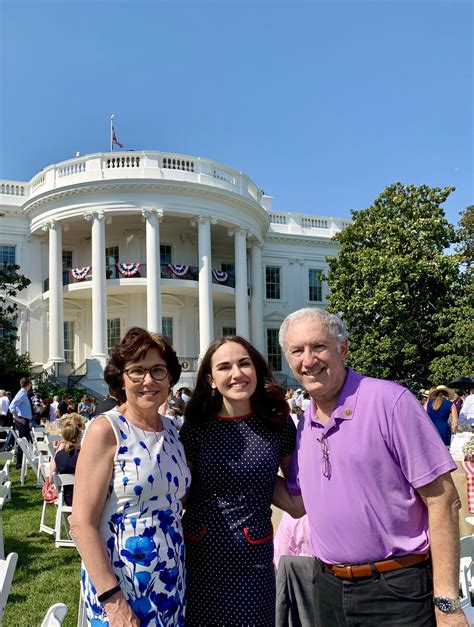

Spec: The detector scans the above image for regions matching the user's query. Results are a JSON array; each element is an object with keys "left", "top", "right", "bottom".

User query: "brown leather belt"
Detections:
[{"left": 322, "top": 552, "right": 429, "bottom": 580}]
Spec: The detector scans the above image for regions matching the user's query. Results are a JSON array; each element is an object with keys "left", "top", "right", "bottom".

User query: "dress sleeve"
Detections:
[
  {"left": 279, "top": 416, "right": 297, "bottom": 457},
  {"left": 179, "top": 422, "right": 199, "bottom": 463}
]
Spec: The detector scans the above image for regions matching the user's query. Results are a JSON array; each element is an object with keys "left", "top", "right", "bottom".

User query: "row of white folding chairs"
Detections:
[{"left": 0, "top": 552, "right": 68, "bottom": 625}]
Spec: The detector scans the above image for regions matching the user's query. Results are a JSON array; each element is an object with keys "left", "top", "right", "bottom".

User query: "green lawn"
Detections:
[{"left": 2, "top": 467, "right": 81, "bottom": 626}]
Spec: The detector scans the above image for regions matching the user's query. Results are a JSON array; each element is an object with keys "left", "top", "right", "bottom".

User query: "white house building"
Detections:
[{"left": 0, "top": 150, "right": 350, "bottom": 392}]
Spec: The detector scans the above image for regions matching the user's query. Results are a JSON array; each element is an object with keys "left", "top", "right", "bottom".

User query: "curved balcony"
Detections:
[{"left": 26, "top": 151, "right": 264, "bottom": 207}]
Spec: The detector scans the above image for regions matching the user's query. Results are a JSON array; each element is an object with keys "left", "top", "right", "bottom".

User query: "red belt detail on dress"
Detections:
[
  {"left": 184, "top": 525, "right": 207, "bottom": 542},
  {"left": 243, "top": 527, "right": 273, "bottom": 545},
  {"left": 322, "top": 552, "right": 429, "bottom": 580}
]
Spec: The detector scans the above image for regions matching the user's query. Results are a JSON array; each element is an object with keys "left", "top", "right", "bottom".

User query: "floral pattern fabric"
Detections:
[{"left": 81, "top": 409, "right": 191, "bottom": 626}]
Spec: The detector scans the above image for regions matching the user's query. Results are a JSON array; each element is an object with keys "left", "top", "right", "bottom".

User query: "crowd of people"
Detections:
[{"left": 2, "top": 307, "right": 473, "bottom": 625}]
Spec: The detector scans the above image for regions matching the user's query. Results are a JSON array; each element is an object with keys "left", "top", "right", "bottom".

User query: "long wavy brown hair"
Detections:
[{"left": 184, "top": 336, "right": 289, "bottom": 431}]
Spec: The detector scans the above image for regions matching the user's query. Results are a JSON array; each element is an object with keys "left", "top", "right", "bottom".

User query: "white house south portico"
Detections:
[{"left": 0, "top": 150, "right": 348, "bottom": 391}]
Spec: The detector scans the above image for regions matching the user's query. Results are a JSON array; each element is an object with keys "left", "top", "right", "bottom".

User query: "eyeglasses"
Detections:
[
  {"left": 317, "top": 435, "right": 331, "bottom": 479},
  {"left": 123, "top": 365, "right": 169, "bottom": 383}
]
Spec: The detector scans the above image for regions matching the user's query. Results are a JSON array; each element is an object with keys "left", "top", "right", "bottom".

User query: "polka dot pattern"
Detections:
[{"left": 180, "top": 414, "right": 296, "bottom": 626}]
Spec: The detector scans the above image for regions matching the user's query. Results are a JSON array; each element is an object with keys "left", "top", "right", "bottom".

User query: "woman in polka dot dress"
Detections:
[{"left": 180, "top": 336, "right": 297, "bottom": 626}]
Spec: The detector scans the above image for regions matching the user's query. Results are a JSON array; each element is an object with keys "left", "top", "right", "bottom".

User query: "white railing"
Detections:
[
  {"left": 269, "top": 212, "right": 351, "bottom": 235},
  {"left": 17, "top": 151, "right": 264, "bottom": 205},
  {"left": 0, "top": 181, "right": 27, "bottom": 196}
]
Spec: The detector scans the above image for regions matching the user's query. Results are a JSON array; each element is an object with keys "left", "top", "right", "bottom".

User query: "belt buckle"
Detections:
[{"left": 338, "top": 565, "right": 353, "bottom": 579}]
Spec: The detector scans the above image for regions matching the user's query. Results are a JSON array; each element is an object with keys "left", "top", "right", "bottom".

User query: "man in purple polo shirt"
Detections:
[{"left": 280, "top": 308, "right": 467, "bottom": 626}]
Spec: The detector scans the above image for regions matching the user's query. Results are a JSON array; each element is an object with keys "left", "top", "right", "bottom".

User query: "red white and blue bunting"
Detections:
[
  {"left": 71, "top": 266, "right": 91, "bottom": 281},
  {"left": 117, "top": 262, "right": 141, "bottom": 277},
  {"left": 212, "top": 269, "right": 228, "bottom": 283},
  {"left": 168, "top": 264, "right": 190, "bottom": 278}
]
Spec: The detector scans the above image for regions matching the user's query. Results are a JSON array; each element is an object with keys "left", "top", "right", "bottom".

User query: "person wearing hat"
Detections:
[{"left": 425, "top": 385, "right": 458, "bottom": 446}]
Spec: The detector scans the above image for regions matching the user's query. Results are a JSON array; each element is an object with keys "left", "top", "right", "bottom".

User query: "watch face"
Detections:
[{"left": 434, "top": 597, "right": 459, "bottom": 613}]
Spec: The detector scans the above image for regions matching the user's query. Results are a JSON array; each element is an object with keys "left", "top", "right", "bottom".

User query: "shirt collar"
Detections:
[{"left": 305, "top": 367, "right": 363, "bottom": 430}]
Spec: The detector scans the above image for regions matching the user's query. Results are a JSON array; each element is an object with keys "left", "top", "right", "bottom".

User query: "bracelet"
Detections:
[{"left": 97, "top": 585, "right": 122, "bottom": 603}]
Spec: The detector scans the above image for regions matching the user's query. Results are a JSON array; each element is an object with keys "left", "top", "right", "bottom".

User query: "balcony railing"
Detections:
[{"left": 43, "top": 264, "right": 236, "bottom": 292}]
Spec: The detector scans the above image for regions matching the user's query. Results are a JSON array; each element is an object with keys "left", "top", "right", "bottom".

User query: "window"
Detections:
[
  {"left": 222, "top": 326, "right": 236, "bottom": 337},
  {"left": 0, "top": 319, "right": 17, "bottom": 345},
  {"left": 309, "top": 269, "right": 323, "bottom": 302},
  {"left": 0, "top": 246, "right": 15, "bottom": 267},
  {"left": 106, "top": 246, "right": 119, "bottom": 279},
  {"left": 162, "top": 317, "right": 173, "bottom": 344},
  {"left": 107, "top": 318, "right": 121, "bottom": 354},
  {"left": 62, "top": 250, "right": 73, "bottom": 270},
  {"left": 267, "top": 328, "right": 282, "bottom": 371},
  {"left": 64, "top": 321, "right": 75, "bottom": 364},
  {"left": 160, "top": 245, "right": 172, "bottom": 265},
  {"left": 265, "top": 266, "right": 281, "bottom": 299}
]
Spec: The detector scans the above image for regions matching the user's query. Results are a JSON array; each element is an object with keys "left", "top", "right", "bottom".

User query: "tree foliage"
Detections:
[
  {"left": 0, "top": 263, "right": 32, "bottom": 388},
  {"left": 326, "top": 183, "right": 459, "bottom": 386},
  {"left": 429, "top": 204, "right": 474, "bottom": 383}
]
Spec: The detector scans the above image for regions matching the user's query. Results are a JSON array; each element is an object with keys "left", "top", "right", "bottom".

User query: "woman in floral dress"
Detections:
[{"left": 71, "top": 328, "right": 191, "bottom": 626}]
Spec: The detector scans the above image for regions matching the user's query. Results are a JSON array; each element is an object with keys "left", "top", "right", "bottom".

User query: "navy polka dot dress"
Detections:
[{"left": 180, "top": 413, "right": 296, "bottom": 626}]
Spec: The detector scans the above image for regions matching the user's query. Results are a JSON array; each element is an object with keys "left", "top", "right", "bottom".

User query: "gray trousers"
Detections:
[{"left": 276, "top": 556, "right": 318, "bottom": 627}]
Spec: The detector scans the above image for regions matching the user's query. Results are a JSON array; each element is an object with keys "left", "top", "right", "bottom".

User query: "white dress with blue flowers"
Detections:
[{"left": 81, "top": 409, "right": 191, "bottom": 626}]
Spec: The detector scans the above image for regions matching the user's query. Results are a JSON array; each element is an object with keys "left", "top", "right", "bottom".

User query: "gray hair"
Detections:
[{"left": 279, "top": 308, "right": 349, "bottom": 354}]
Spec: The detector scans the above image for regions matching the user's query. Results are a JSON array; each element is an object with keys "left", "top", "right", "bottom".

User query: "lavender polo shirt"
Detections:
[{"left": 287, "top": 368, "right": 456, "bottom": 565}]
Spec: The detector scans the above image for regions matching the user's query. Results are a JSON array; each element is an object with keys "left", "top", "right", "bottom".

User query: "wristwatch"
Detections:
[{"left": 433, "top": 596, "right": 462, "bottom": 613}]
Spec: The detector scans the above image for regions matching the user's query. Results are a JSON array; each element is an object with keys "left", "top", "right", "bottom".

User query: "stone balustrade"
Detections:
[
  {"left": 0, "top": 151, "right": 265, "bottom": 206},
  {"left": 268, "top": 211, "right": 351, "bottom": 235}
]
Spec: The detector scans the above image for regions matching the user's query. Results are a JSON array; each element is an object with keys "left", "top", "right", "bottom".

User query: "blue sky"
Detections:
[{"left": 0, "top": 0, "right": 472, "bottom": 226}]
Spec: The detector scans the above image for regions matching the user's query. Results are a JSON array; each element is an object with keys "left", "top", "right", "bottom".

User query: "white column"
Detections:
[
  {"left": 43, "top": 220, "right": 64, "bottom": 366},
  {"left": 250, "top": 239, "right": 264, "bottom": 353},
  {"left": 143, "top": 208, "right": 163, "bottom": 333},
  {"left": 85, "top": 211, "right": 108, "bottom": 361},
  {"left": 193, "top": 215, "right": 214, "bottom": 356},
  {"left": 232, "top": 228, "right": 249, "bottom": 339}
]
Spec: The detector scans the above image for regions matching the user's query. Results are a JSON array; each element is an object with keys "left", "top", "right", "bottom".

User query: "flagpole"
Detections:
[{"left": 110, "top": 114, "right": 114, "bottom": 152}]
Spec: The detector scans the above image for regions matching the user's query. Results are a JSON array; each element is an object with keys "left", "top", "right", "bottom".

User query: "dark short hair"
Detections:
[
  {"left": 20, "top": 378, "right": 31, "bottom": 388},
  {"left": 104, "top": 327, "right": 181, "bottom": 403},
  {"left": 184, "top": 335, "right": 288, "bottom": 431}
]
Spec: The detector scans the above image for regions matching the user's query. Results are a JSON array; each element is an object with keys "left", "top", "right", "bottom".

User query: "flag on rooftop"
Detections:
[
  {"left": 111, "top": 125, "right": 124, "bottom": 149},
  {"left": 110, "top": 114, "right": 124, "bottom": 151}
]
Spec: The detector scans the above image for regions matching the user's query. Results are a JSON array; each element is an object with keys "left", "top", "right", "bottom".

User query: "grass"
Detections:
[{"left": 2, "top": 467, "right": 81, "bottom": 626}]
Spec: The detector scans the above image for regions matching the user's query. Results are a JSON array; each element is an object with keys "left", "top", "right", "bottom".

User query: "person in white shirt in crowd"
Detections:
[
  {"left": 459, "top": 386, "right": 474, "bottom": 428},
  {"left": 49, "top": 395, "right": 59, "bottom": 422},
  {"left": 301, "top": 391, "right": 311, "bottom": 413},
  {"left": 293, "top": 388, "right": 304, "bottom": 409},
  {"left": 0, "top": 390, "right": 9, "bottom": 427}
]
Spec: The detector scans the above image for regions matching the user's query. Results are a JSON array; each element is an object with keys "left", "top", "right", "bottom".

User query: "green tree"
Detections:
[
  {"left": 326, "top": 183, "right": 458, "bottom": 386},
  {"left": 429, "top": 204, "right": 474, "bottom": 384},
  {"left": 0, "top": 263, "right": 32, "bottom": 389}
]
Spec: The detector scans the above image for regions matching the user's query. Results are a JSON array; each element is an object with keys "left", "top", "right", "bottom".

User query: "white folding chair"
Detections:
[
  {"left": 40, "top": 602, "right": 68, "bottom": 626},
  {"left": 52, "top": 473, "right": 75, "bottom": 548},
  {"left": 39, "top": 463, "right": 56, "bottom": 537},
  {"left": 18, "top": 437, "right": 40, "bottom": 486},
  {"left": 460, "top": 535, "right": 474, "bottom": 625},
  {"left": 0, "top": 469, "right": 12, "bottom": 505},
  {"left": 31, "top": 426, "right": 46, "bottom": 445},
  {"left": 0, "top": 552, "right": 18, "bottom": 621},
  {"left": 35, "top": 441, "right": 52, "bottom": 486},
  {"left": 45, "top": 434, "right": 61, "bottom": 458}
]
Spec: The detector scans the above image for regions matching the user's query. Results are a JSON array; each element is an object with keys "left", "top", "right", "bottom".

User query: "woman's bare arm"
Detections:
[{"left": 70, "top": 417, "right": 139, "bottom": 625}]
